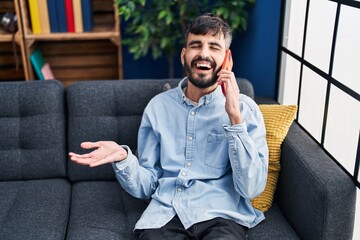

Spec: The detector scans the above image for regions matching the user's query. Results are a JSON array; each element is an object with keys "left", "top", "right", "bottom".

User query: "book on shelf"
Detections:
[
  {"left": 28, "top": 0, "right": 42, "bottom": 34},
  {"left": 30, "top": 49, "right": 45, "bottom": 80},
  {"left": 56, "top": 0, "right": 68, "bottom": 32},
  {"left": 30, "top": 49, "right": 55, "bottom": 80},
  {"left": 41, "top": 63, "right": 55, "bottom": 80},
  {"left": 38, "top": 0, "right": 50, "bottom": 34},
  {"left": 65, "top": 0, "right": 75, "bottom": 32},
  {"left": 81, "top": 0, "right": 93, "bottom": 32},
  {"left": 73, "top": 0, "right": 83, "bottom": 33},
  {"left": 47, "top": 0, "right": 59, "bottom": 32}
]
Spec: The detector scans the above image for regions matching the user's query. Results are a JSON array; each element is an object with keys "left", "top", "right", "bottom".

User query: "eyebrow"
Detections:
[
  {"left": 187, "top": 40, "right": 223, "bottom": 49},
  {"left": 188, "top": 40, "right": 202, "bottom": 47}
]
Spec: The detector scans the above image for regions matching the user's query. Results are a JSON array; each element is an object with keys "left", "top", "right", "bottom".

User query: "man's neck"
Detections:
[{"left": 185, "top": 81, "right": 218, "bottom": 103}]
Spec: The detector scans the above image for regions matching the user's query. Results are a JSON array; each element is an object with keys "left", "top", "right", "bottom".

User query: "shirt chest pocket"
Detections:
[{"left": 204, "top": 132, "right": 229, "bottom": 169}]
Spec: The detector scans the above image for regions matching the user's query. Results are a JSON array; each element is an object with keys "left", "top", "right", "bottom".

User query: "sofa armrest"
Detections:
[{"left": 276, "top": 122, "right": 356, "bottom": 240}]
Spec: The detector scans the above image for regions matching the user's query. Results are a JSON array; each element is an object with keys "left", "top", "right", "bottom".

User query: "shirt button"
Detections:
[
  {"left": 186, "top": 162, "right": 192, "bottom": 167},
  {"left": 177, "top": 187, "right": 183, "bottom": 192},
  {"left": 181, "top": 171, "right": 187, "bottom": 176},
  {"left": 191, "top": 111, "right": 195, "bottom": 115},
  {"left": 188, "top": 136, "right": 193, "bottom": 141}
]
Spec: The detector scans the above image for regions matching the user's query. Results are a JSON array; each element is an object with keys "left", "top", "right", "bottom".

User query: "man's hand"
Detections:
[
  {"left": 217, "top": 69, "right": 242, "bottom": 125},
  {"left": 69, "top": 141, "right": 128, "bottom": 167}
]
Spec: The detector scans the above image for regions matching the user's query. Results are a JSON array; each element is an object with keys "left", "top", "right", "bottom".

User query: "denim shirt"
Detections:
[{"left": 112, "top": 78, "right": 268, "bottom": 230}]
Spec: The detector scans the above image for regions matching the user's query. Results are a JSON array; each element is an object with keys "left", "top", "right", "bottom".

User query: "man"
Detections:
[{"left": 69, "top": 13, "right": 268, "bottom": 240}]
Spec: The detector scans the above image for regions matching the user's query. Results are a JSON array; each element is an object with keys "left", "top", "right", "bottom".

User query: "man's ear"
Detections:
[{"left": 180, "top": 48, "right": 186, "bottom": 66}]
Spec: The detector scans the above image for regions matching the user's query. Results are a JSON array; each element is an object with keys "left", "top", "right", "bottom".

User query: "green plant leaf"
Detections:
[
  {"left": 118, "top": 6, "right": 127, "bottom": 16},
  {"left": 158, "top": 9, "right": 168, "bottom": 20},
  {"left": 127, "top": 1, "right": 135, "bottom": 11}
]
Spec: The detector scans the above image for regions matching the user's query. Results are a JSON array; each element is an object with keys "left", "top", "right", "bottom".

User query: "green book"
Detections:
[{"left": 30, "top": 49, "right": 45, "bottom": 80}]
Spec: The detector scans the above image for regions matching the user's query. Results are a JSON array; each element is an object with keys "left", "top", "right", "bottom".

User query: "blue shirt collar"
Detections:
[{"left": 177, "top": 77, "right": 224, "bottom": 106}]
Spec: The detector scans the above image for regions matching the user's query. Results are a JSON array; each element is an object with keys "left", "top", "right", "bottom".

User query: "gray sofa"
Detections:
[{"left": 0, "top": 79, "right": 356, "bottom": 240}]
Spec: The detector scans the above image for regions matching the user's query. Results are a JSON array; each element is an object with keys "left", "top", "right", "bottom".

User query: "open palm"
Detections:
[{"left": 69, "top": 141, "right": 127, "bottom": 167}]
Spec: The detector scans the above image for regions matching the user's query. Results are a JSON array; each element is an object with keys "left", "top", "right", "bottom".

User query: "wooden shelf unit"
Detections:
[
  {"left": 1, "top": 0, "right": 123, "bottom": 85},
  {"left": 0, "top": 0, "right": 28, "bottom": 81}
]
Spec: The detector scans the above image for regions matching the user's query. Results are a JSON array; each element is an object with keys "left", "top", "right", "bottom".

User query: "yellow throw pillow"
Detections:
[{"left": 251, "top": 104, "right": 297, "bottom": 212}]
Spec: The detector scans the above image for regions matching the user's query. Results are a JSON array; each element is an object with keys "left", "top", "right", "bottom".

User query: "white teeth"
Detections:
[{"left": 196, "top": 63, "right": 211, "bottom": 69}]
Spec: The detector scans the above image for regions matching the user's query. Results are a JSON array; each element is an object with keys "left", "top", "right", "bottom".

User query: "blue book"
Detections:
[
  {"left": 56, "top": 0, "right": 68, "bottom": 32},
  {"left": 47, "top": 0, "right": 59, "bottom": 32},
  {"left": 81, "top": 0, "right": 93, "bottom": 32}
]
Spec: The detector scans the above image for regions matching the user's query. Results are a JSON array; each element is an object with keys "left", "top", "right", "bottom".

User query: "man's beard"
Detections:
[{"left": 184, "top": 56, "right": 220, "bottom": 89}]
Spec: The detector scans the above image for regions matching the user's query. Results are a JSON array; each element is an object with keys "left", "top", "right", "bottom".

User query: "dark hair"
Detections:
[{"left": 184, "top": 13, "right": 232, "bottom": 49}]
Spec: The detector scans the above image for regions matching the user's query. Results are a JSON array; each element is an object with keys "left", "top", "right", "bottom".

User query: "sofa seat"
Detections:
[
  {"left": 0, "top": 179, "right": 70, "bottom": 240},
  {"left": 66, "top": 181, "right": 148, "bottom": 240},
  {"left": 247, "top": 203, "right": 300, "bottom": 239},
  {"left": 66, "top": 180, "right": 300, "bottom": 239}
]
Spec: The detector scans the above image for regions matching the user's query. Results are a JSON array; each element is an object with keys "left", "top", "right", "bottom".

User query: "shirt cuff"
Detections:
[
  {"left": 111, "top": 145, "right": 134, "bottom": 171},
  {"left": 223, "top": 122, "right": 248, "bottom": 133}
]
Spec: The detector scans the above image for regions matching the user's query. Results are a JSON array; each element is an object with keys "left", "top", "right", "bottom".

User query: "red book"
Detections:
[{"left": 64, "top": 0, "right": 75, "bottom": 32}]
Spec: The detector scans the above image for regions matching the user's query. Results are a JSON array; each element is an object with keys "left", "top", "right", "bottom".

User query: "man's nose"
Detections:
[{"left": 199, "top": 46, "right": 211, "bottom": 58}]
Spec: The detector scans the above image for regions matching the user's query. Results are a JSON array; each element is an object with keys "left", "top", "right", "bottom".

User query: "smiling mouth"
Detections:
[{"left": 194, "top": 62, "right": 212, "bottom": 71}]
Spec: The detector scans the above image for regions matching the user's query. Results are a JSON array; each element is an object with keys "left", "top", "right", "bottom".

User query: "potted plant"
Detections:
[{"left": 115, "top": 0, "right": 256, "bottom": 78}]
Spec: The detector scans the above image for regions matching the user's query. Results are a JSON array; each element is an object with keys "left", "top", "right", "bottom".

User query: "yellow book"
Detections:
[
  {"left": 72, "top": 0, "right": 83, "bottom": 33},
  {"left": 38, "top": 0, "right": 50, "bottom": 34},
  {"left": 28, "top": 0, "right": 42, "bottom": 34}
]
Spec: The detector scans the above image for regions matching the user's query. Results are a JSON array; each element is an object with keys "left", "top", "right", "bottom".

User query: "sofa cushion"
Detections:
[
  {"left": 0, "top": 179, "right": 71, "bottom": 240},
  {"left": 66, "top": 80, "right": 169, "bottom": 182},
  {"left": 66, "top": 181, "right": 300, "bottom": 240},
  {"left": 66, "top": 181, "right": 148, "bottom": 240},
  {"left": 67, "top": 79, "right": 254, "bottom": 182},
  {"left": 251, "top": 104, "right": 297, "bottom": 212},
  {"left": 0, "top": 80, "right": 66, "bottom": 180},
  {"left": 247, "top": 203, "right": 300, "bottom": 239}
]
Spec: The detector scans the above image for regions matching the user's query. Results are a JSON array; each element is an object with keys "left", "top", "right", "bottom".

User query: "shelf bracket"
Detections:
[
  {"left": 110, "top": 37, "right": 120, "bottom": 47},
  {"left": 25, "top": 39, "right": 35, "bottom": 48}
]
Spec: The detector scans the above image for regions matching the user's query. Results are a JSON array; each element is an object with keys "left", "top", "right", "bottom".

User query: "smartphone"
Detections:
[{"left": 220, "top": 49, "right": 233, "bottom": 95}]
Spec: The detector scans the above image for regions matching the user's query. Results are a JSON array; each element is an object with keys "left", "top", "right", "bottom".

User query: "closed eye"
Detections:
[
  {"left": 190, "top": 45, "right": 201, "bottom": 49},
  {"left": 209, "top": 42, "right": 222, "bottom": 51},
  {"left": 210, "top": 46, "right": 221, "bottom": 51},
  {"left": 188, "top": 40, "right": 202, "bottom": 48}
]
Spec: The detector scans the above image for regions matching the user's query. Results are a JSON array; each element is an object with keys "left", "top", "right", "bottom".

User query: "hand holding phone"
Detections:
[{"left": 220, "top": 49, "right": 233, "bottom": 95}]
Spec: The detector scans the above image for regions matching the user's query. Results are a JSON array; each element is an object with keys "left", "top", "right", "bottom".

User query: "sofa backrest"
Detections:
[
  {"left": 0, "top": 80, "right": 67, "bottom": 180},
  {"left": 66, "top": 78, "right": 254, "bottom": 182},
  {"left": 66, "top": 79, "right": 179, "bottom": 182}
]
